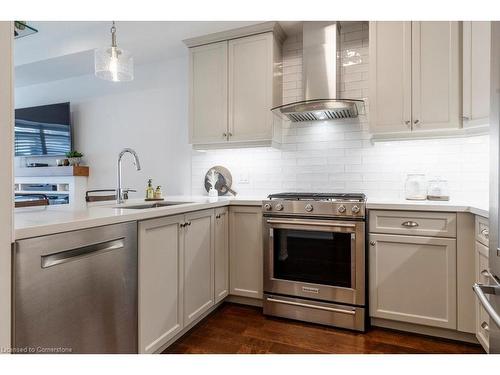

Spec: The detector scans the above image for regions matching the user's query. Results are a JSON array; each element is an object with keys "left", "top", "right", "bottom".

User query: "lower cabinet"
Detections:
[
  {"left": 214, "top": 207, "right": 229, "bottom": 303},
  {"left": 475, "top": 240, "right": 490, "bottom": 352},
  {"left": 229, "top": 206, "right": 263, "bottom": 299},
  {"left": 138, "top": 214, "right": 184, "bottom": 354},
  {"left": 183, "top": 210, "right": 215, "bottom": 326},
  {"left": 369, "top": 233, "right": 457, "bottom": 329},
  {"left": 138, "top": 209, "right": 216, "bottom": 354}
]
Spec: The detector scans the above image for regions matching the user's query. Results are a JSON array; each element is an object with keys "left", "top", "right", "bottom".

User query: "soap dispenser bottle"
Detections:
[{"left": 146, "top": 179, "right": 154, "bottom": 200}]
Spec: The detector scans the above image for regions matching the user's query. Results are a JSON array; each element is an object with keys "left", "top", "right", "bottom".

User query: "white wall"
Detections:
[
  {"left": 191, "top": 22, "right": 490, "bottom": 201},
  {"left": 15, "top": 57, "right": 192, "bottom": 196}
]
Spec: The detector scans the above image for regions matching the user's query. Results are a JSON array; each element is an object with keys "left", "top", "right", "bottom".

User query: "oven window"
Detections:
[{"left": 273, "top": 229, "right": 352, "bottom": 288}]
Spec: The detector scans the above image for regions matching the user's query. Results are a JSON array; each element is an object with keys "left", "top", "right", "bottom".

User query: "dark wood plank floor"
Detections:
[{"left": 163, "top": 303, "right": 484, "bottom": 354}]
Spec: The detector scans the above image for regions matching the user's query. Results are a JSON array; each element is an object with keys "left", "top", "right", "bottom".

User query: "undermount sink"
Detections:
[{"left": 116, "top": 201, "right": 192, "bottom": 209}]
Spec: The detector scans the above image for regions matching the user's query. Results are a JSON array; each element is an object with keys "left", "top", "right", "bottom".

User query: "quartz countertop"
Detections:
[{"left": 14, "top": 195, "right": 488, "bottom": 240}]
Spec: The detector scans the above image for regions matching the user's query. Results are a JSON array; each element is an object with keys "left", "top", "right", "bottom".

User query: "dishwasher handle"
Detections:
[{"left": 41, "top": 238, "right": 125, "bottom": 268}]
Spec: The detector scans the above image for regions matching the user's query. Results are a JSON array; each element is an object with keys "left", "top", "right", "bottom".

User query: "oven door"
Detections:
[{"left": 263, "top": 216, "right": 365, "bottom": 306}]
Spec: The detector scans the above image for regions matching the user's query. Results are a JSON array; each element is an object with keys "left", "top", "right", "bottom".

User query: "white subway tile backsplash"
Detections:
[{"left": 190, "top": 21, "right": 489, "bottom": 201}]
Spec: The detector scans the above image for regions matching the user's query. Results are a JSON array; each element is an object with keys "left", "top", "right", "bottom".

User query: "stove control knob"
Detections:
[
  {"left": 337, "top": 205, "right": 346, "bottom": 214},
  {"left": 275, "top": 203, "right": 284, "bottom": 211},
  {"left": 264, "top": 203, "right": 272, "bottom": 211},
  {"left": 305, "top": 204, "right": 313, "bottom": 212},
  {"left": 351, "top": 205, "right": 360, "bottom": 214}
]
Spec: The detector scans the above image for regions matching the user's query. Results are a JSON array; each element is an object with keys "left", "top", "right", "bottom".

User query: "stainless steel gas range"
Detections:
[{"left": 262, "top": 192, "right": 367, "bottom": 331}]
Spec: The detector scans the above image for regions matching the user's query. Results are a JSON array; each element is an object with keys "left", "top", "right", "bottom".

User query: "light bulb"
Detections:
[{"left": 109, "top": 47, "right": 119, "bottom": 82}]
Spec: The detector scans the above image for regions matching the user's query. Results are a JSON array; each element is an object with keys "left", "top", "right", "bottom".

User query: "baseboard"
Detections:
[
  {"left": 371, "top": 318, "right": 479, "bottom": 344},
  {"left": 226, "top": 295, "right": 263, "bottom": 307}
]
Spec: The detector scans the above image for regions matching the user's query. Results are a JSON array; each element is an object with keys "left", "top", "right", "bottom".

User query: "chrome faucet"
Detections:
[{"left": 117, "top": 148, "right": 141, "bottom": 204}]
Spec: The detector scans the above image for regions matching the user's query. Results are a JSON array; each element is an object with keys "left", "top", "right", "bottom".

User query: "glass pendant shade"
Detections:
[{"left": 94, "top": 22, "right": 134, "bottom": 82}]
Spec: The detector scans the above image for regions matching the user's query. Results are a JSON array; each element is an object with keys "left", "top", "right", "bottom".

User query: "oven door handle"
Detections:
[
  {"left": 266, "top": 297, "right": 356, "bottom": 315},
  {"left": 266, "top": 219, "right": 356, "bottom": 229}
]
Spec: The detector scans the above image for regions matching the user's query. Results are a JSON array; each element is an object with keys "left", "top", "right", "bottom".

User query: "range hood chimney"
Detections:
[{"left": 272, "top": 22, "right": 364, "bottom": 122}]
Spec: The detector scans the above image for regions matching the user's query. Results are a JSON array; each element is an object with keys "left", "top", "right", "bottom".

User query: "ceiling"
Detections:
[{"left": 15, "top": 21, "right": 302, "bottom": 87}]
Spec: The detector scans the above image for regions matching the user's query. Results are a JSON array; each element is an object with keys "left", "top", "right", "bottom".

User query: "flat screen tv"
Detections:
[{"left": 15, "top": 102, "right": 72, "bottom": 157}]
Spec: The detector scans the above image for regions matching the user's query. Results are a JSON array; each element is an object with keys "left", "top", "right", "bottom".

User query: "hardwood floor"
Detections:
[{"left": 163, "top": 303, "right": 484, "bottom": 354}]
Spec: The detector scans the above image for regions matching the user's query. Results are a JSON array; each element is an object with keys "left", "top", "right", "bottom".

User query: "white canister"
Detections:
[{"left": 405, "top": 174, "right": 427, "bottom": 200}]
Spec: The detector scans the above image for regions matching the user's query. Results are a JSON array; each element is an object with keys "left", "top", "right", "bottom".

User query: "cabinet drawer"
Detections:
[
  {"left": 369, "top": 210, "right": 457, "bottom": 238},
  {"left": 475, "top": 215, "right": 489, "bottom": 246}
]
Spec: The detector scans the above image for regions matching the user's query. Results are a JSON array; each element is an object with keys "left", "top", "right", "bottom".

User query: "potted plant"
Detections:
[{"left": 65, "top": 151, "right": 84, "bottom": 166}]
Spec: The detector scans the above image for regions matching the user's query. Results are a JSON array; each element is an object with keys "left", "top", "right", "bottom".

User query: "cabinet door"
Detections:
[
  {"left": 189, "top": 41, "right": 228, "bottom": 144},
  {"left": 369, "top": 22, "right": 412, "bottom": 133},
  {"left": 228, "top": 33, "right": 274, "bottom": 142},
  {"left": 183, "top": 209, "right": 214, "bottom": 326},
  {"left": 475, "top": 241, "right": 490, "bottom": 352},
  {"left": 369, "top": 233, "right": 457, "bottom": 329},
  {"left": 214, "top": 207, "right": 229, "bottom": 303},
  {"left": 411, "top": 21, "right": 460, "bottom": 131},
  {"left": 229, "top": 206, "right": 263, "bottom": 298},
  {"left": 138, "top": 215, "right": 184, "bottom": 354},
  {"left": 463, "top": 21, "right": 491, "bottom": 128}
]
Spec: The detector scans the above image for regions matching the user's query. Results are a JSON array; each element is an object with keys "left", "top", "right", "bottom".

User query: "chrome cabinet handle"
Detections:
[
  {"left": 370, "top": 241, "right": 376, "bottom": 246},
  {"left": 481, "top": 228, "right": 489, "bottom": 239},
  {"left": 481, "top": 321, "right": 490, "bottom": 332},
  {"left": 473, "top": 283, "right": 500, "bottom": 328},
  {"left": 404, "top": 120, "right": 411, "bottom": 126},
  {"left": 228, "top": 132, "right": 233, "bottom": 137},
  {"left": 187, "top": 221, "right": 191, "bottom": 226},
  {"left": 401, "top": 221, "right": 419, "bottom": 228},
  {"left": 266, "top": 297, "right": 356, "bottom": 315},
  {"left": 413, "top": 119, "right": 420, "bottom": 125}
]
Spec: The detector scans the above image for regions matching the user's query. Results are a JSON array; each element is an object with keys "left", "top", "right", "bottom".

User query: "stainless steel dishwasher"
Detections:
[{"left": 13, "top": 222, "right": 138, "bottom": 354}]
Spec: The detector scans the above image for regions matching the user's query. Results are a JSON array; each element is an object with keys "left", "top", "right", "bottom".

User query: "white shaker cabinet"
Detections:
[
  {"left": 214, "top": 207, "right": 229, "bottom": 303},
  {"left": 411, "top": 21, "right": 460, "bottom": 131},
  {"left": 138, "top": 215, "right": 184, "bottom": 354},
  {"left": 369, "top": 21, "right": 412, "bottom": 133},
  {"left": 369, "top": 22, "right": 460, "bottom": 135},
  {"left": 463, "top": 21, "right": 491, "bottom": 129},
  {"left": 189, "top": 41, "right": 228, "bottom": 144},
  {"left": 229, "top": 206, "right": 263, "bottom": 299},
  {"left": 228, "top": 33, "right": 279, "bottom": 143},
  {"left": 187, "top": 24, "right": 283, "bottom": 149},
  {"left": 138, "top": 209, "right": 215, "bottom": 353},
  {"left": 183, "top": 210, "right": 215, "bottom": 326},
  {"left": 369, "top": 234, "right": 457, "bottom": 329}
]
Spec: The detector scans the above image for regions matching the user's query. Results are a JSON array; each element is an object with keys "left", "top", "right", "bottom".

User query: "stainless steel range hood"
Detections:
[{"left": 272, "top": 22, "right": 364, "bottom": 122}]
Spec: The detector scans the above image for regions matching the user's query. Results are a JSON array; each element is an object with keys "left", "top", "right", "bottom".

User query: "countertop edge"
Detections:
[{"left": 15, "top": 198, "right": 489, "bottom": 240}]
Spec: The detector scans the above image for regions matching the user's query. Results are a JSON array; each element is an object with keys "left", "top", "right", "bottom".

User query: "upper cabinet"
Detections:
[
  {"left": 370, "top": 22, "right": 460, "bottom": 137},
  {"left": 189, "top": 42, "right": 228, "bottom": 145},
  {"left": 463, "top": 21, "right": 491, "bottom": 129},
  {"left": 186, "top": 23, "right": 284, "bottom": 149}
]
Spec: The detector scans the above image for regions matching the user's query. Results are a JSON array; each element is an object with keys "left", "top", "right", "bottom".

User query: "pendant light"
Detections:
[{"left": 94, "top": 21, "right": 134, "bottom": 82}]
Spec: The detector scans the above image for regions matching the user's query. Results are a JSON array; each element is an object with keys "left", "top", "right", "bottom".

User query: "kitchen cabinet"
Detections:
[
  {"left": 369, "top": 233, "right": 457, "bottom": 329},
  {"left": 475, "top": 240, "right": 490, "bottom": 352},
  {"left": 369, "top": 21, "right": 412, "bottom": 133},
  {"left": 229, "top": 206, "right": 263, "bottom": 299},
  {"left": 183, "top": 210, "right": 215, "bottom": 326},
  {"left": 139, "top": 215, "right": 184, "bottom": 354},
  {"left": 214, "top": 207, "right": 229, "bottom": 303},
  {"left": 227, "top": 33, "right": 280, "bottom": 143},
  {"left": 187, "top": 24, "right": 283, "bottom": 149},
  {"left": 189, "top": 42, "right": 228, "bottom": 144},
  {"left": 474, "top": 215, "right": 490, "bottom": 352},
  {"left": 369, "top": 21, "right": 460, "bottom": 136},
  {"left": 463, "top": 21, "right": 491, "bottom": 129},
  {"left": 138, "top": 209, "right": 215, "bottom": 353}
]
